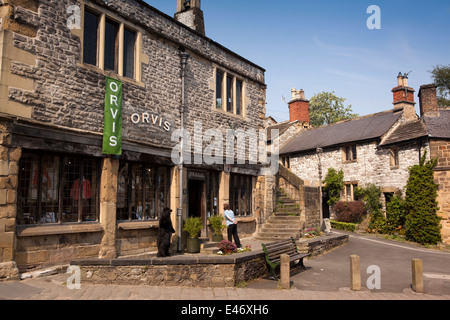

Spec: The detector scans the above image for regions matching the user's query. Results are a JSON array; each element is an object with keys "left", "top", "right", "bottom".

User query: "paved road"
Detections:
[
  {"left": 0, "top": 231, "right": 449, "bottom": 301},
  {"left": 248, "top": 231, "right": 450, "bottom": 295}
]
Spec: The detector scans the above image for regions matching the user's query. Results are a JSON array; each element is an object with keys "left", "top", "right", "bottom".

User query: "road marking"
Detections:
[
  {"left": 333, "top": 231, "right": 450, "bottom": 256},
  {"left": 424, "top": 273, "right": 450, "bottom": 280}
]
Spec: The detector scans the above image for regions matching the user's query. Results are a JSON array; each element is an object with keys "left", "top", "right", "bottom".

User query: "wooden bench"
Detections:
[{"left": 261, "top": 237, "right": 309, "bottom": 280}]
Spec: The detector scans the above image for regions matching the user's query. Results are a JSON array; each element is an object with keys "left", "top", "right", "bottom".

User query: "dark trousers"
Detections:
[{"left": 227, "top": 224, "right": 241, "bottom": 248}]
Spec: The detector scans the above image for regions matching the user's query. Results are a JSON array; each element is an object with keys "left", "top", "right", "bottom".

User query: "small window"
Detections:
[
  {"left": 123, "top": 29, "right": 136, "bottom": 79},
  {"left": 83, "top": 10, "right": 99, "bottom": 66},
  {"left": 104, "top": 19, "right": 119, "bottom": 72},
  {"left": 281, "top": 156, "right": 290, "bottom": 169},
  {"left": 389, "top": 148, "right": 399, "bottom": 168},
  {"left": 344, "top": 183, "right": 358, "bottom": 202},
  {"left": 344, "top": 145, "right": 357, "bottom": 162},
  {"left": 216, "top": 70, "right": 224, "bottom": 109},
  {"left": 215, "top": 69, "right": 245, "bottom": 116}
]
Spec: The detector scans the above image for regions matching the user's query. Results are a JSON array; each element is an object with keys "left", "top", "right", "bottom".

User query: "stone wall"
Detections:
[
  {"left": 290, "top": 140, "right": 428, "bottom": 192},
  {"left": 0, "top": 0, "right": 267, "bottom": 273},
  {"left": 8, "top": 0, "right": 266, "bottom": 151},
  {"left": 430, "top": 138, "right": 450, "bottom": 244}
]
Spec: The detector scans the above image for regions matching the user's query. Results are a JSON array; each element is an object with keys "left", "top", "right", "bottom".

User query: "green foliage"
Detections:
[
  {"left": 355, "top": 184, "right": 386, "bottom": 233},
  {"left": 208, "top": 214, "right": 226, "bottom": 235},
  {"left": 405, "top": 153, "right": 442, "bottom": 245},
  {"left": 430, "top": 64, "right": 450, "bottom": 107},
  {"left": 330, "top": 220, "right": 357, "bottom": 232},
  {"left": 183, "top": 216, "right": 203, "bottom": 239},
  {"left": 309, "top": 91, "right": 359, "bottom": 127},
  {"left": 385, "top": 195, "right": 407, "bottom": 235},
  {"left": 323, "top": 168, "right": 344, "bottom": 206}
]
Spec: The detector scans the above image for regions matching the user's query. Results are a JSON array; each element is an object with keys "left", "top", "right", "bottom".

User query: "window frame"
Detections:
[
  {"left": 214, "top": 67, "right": 245, "bottom": 117},
  {"left": 17, "top": 152, "right": 101, "bottom": 226},
  {"left": 116, "top": 161, "right": 171, "bottom": 222},
  {"left": 343, "top": 144, "right": 357, "bottom": 162},
  {"left": 81, "top": 5, "right": 140, "bottom": 81},
  {"left": 229, "top": 174, "right": 253, "bottom": 217},
  {"left": 389, "top": 147, "right": 399, "bottom": 169}
]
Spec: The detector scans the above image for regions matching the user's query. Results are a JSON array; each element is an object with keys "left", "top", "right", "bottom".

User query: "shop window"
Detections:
[
  {"left": 229, "top": 174, "right": 252, "bottom": 216},
  {"left": 117, "top": 162, "right": 170, "bottom": 221},
  {"left": 17, "top": 152, "right": 100, "bottom": 225}
]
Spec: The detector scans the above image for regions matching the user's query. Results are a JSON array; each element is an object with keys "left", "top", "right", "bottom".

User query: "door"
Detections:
[{"left": 188, "top": 179, "right": 207, "bottom": 237}]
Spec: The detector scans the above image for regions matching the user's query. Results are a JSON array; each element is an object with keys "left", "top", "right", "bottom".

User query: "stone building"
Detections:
[
  {"left": 0, "top": 0, "right": 269, "bottom": 275},
  {"left": 277, "top": 74, "right": 450, "bottom": 243}
]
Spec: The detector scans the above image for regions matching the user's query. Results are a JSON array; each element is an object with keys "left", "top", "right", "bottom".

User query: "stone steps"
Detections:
[{"left": 256, "top": 192, "right": 303, "bottom": 241}]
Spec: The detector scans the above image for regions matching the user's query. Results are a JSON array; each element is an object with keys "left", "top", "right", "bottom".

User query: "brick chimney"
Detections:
[
  {"left": 392, "top": 72, "right": 417, "bottom": 120},
  {"left": 289, "top": 88, "right": 310, "bottom": 124},
  {"left": 418, "top": 84, "right": 438, "bottom": 117},
  {"left": 175, "top": 0, "right": 205, "bottom": 36}
]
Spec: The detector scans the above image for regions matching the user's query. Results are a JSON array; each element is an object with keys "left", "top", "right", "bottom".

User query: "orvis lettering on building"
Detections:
[{"left": 103, "top": 77, "right": 123, "bottom": 155}]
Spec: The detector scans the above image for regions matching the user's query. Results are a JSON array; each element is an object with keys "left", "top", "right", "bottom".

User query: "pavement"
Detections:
[{"left": 1, "top": 231, "right": 449, "bottom": 301}]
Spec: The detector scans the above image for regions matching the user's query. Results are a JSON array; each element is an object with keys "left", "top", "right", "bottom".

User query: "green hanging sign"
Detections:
[{"left": 103, "top": 77, "right": 123, "bottom": 155}]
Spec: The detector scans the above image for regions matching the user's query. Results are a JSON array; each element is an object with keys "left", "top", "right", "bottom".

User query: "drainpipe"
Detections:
[{"left": 177, "top": 48, "right": 190, "bottom": 252}]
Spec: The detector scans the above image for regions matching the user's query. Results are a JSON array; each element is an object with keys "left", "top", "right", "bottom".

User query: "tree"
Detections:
[
  {"left": 322, "top": 168, "right": 344, "bottom": 207},
  {"left": 404, "top": 153, "right": 442, "bottom": 245},
  {"left": 309, "top": 91, "right": 359, "bottom": 127},
  {"left": 430, "top": 64, "right": 450, "bottom": 107}
]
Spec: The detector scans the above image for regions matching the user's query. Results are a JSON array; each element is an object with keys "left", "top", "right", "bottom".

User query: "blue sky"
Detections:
[{"left": 147, "top": 0, "right": 450, "bottom": 122}]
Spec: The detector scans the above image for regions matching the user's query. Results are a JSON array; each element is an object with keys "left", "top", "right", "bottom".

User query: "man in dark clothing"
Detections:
[{"left": 157, "top": 207, "right": 176, "bottom": 257}]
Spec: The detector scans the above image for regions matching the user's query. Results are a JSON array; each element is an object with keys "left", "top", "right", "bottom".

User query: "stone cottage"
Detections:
[
  {"left": 0, "top": 0, "right": 269, "bottom": 276},
  {"left": 277, "top": 74, "right": 449, "bottom": 243}
]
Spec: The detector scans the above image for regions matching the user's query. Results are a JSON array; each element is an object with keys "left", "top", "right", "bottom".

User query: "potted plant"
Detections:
[
  {"left": 183, "top": 216, "right": 203, "bottom": 253},
  {"left": 208, "top": 214, "right": 227, "bottom": 242}
]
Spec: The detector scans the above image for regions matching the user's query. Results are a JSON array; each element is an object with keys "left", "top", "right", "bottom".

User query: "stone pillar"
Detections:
[
  {"left": 350, "top": 254, "right": 361, "bottom": 291},
  {"left": 98, "top": 157, "right": 119, "bottom": 259},
  {"left": 280, "top": 254, "right": 290, "bottom": 289},
  {"left": 218, "top": 171, "right": 230, "bottom": 215},
  {"left": 412, "top": 259, "right": 424, "bottom": 293},
  {"left": 0, "top": 119, "right": 19, "bottom": 278}
]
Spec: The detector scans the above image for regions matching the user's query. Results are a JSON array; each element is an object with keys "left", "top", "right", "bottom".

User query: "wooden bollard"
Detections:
[
  {"left": 350, "top": 255, "right": 361, "bottom": 291},
  {"left": 412, "top": 259, "right": 424, "bottom": 293},
  {"left": 280, "top": 254, "right": 290, "bottom": 289}
]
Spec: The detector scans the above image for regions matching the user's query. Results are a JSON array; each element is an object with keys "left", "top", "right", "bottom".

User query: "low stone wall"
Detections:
[
  {"left": 302, "top": 234, "right": 349, "bottom": 257},
  {"left": 73, "top": 251, "right": 268, "bottom": 288},
  {"left": 71, "top": 233, "right": 349, "bottom": 287}
]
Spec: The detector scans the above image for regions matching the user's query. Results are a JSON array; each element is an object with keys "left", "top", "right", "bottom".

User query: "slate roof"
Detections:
[
  {"left": 280, "top": 110, "right": 403, "bottom": 155},
  {"left": 423, "top": 109, "right": 450, "bottom": 139},
  {"left": 380, "top": 120, "right": 428, "bottom": 146},
  {"left": 267, "top": 120, "right": 298, "bottom": 141}
]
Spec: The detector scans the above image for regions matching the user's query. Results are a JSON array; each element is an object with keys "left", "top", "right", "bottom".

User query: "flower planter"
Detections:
[{"left": 187, "top": 237, "right": 200, "bottom": 254}]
